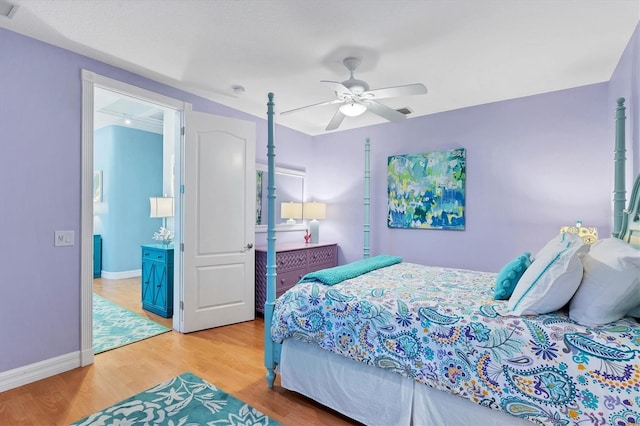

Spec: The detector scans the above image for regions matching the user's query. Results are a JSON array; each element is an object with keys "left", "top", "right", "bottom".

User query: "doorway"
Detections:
[
  {"left": 92, "top": 87, "right": 178, "bottom": 350},
  {"left": 80, "top": 70, "right": 186, "bottom": 366},
  {"left": 80, "top": 70, "right": 256, "bottom": 367}
]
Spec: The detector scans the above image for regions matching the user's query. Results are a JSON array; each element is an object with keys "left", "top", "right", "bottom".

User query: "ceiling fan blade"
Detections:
[
  {"left": 361, "top": 83, "right": 427, "bottom": 100},
  {"left": 280, "top": 99, "right": 342, "bottom": 115},
  {"left": 325, "top": 109, "right": 346, "bottom": 131},
  {"left": 364, "top": 100, "right": 407, "bottom": 122},
  {"left": 321, "top": 80, "right": 353, "bottom": 99}
]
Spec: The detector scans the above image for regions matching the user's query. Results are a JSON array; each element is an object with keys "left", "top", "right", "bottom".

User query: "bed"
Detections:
[{"left": 263, "top": 94, "right": 640, "bottom": 426}]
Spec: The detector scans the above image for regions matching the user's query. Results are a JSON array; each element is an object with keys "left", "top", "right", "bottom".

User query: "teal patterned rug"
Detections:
[
  {"left": 71, "top": 372, "right": 281, "bottom": 425},
  {"left": 93, "top": 293, "right": 170, "bottom": 354}
]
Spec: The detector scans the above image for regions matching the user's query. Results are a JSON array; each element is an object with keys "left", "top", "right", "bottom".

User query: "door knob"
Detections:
[{"left": 245, "top": 243, "right": 254, "bottom": 250}]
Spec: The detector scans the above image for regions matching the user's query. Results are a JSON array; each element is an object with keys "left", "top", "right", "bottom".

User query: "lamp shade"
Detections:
[
  {"left": 560, "top": 225, "right": 598, "bottom": 244},
  {"left": 280, "top": 202, "right": 302, "bottom": 219},
  {"left": 339, "top": 102, "right": 367, "bottom": 117},
  {"left": 303, "top": 202, "right": 326, "bottom": 220},
  {"left": 150, "top": 197, "right": 174, "bottom": 218}
]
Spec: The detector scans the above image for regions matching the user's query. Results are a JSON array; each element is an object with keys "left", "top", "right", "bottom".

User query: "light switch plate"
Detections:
[{"left": 54, "top": 230, "right": 75, "bottom": 246}]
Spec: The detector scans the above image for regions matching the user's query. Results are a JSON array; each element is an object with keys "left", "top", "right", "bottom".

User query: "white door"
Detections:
[{"left": 181, "top": 110, "right": 256, "bottom": 333}]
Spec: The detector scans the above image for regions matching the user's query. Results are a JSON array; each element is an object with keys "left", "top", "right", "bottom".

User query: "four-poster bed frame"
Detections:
[{"left": 262, "top": 94, "right": 638, "bottom": 425}]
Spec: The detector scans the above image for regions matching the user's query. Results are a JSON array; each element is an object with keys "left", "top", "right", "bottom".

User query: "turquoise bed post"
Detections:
[
  {"left": 612, "top": 98, "right": 626, "bottom": 238},
  {"left": 364, "top": 137, "right": 370, "bottom": 259},
  {"left": 264, "top": 92, "right": 277, "bottom": 388}
]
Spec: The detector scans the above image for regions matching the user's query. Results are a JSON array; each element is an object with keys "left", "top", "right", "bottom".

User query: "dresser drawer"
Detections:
[
  {"left": 143, "top": 248, "right": 167, "bottom": 262},
  {"left": 255, "top": 243, "right": 338, "bottom": 315},
  {"left": 277, "top": 269, "right": 305, "bottom": 293},
  {"left": 311, "top": 262, "right": 337, "bottom": 273},
  {"left": 276, "top": 289, "right": 288, "bottom": 299},
  {"left": 276, "top": 250, "right": 307, "bottom": 272},
  {"left": 308, "top": 245, "right": 337, "bottom": 268}
]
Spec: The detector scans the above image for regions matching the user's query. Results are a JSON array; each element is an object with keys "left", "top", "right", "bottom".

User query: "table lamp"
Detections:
[
  {"left": 280, "top": 202, "right": 302, "bottom": 225},
  {"left": 303, "top": 202, "right": 326, "bottom": 244},
  {"left": 560, "top": 220, "right": 598, "bottom": 244},
  {"left": 150, "top": 196, "right": 174, "bottom": 229}
]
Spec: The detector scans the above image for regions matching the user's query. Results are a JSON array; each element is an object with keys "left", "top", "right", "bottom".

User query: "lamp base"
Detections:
[{"left": 309, "top": 219, "right": 319, "bottom": 244}]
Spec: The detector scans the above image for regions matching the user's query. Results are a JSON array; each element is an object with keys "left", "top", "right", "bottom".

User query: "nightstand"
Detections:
[
  {"left": 255, "top": 242, "right": 338, "bottom": 314},
  {"left": 141, "top": 244, "right": 174, "bottom": 318}
]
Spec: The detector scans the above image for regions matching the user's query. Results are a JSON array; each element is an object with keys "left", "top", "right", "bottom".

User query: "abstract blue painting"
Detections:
[{"left": 388, "top": 148, "right": 466, "bottom": 230}]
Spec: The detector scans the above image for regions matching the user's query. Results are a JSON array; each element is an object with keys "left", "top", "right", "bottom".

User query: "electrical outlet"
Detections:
[{"left": 54, "top": 230, "right": 75, "bottom": 247}]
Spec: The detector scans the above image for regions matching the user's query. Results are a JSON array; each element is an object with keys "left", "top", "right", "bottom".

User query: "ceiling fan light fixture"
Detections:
[
  {"left": 281, "top": 57, "right": 426, "bottom": 130},
  {"left": 339, "top": 102, "right": 367, "bottom": 117}
]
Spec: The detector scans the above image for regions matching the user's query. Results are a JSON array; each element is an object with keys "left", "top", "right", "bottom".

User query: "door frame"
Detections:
[{"left": 80, "top": 70, "right": 188, "bottom": 366}]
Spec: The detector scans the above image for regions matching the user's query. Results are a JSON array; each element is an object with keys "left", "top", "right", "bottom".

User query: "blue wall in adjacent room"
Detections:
[{"left": 94, "top": 126, "right": 163, "bottom": 273}]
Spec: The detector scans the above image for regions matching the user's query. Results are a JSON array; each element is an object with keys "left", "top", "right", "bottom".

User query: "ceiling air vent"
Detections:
[
  {"left": 396, "top": 107, "right": 413, "bottom": 115},
  {"left": 0, "top": 0, "right": 18, "bottom": 19}
]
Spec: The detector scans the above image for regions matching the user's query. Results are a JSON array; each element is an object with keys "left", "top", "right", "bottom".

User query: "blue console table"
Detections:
[
  {"left": 93, "top": 235, "right": 102, "bottom": 278},
  {"left": 141, "top": 244, "right": 174, "bottom": 318}
]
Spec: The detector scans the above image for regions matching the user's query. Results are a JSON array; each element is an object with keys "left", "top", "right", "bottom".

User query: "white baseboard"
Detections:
[
  {"left": 81, "top": 347, "right": 94, "bottom": 367},
  {"left": 100, "top": 269, "right": 141, "bottom": 280},
  {"left": 0, "top": 352, "right": 81, "bottom": 393}
]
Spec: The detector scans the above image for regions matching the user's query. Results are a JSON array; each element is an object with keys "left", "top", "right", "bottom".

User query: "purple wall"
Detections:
[
  {"left": 0, "top": 23, "right": 637, "bottom": 377},
  {"left": 1, "top": 28, "right": 84, "bottom": 371},
  {"left": 609, "top": 22, "right": 639, "bottom": 180},
  {"left": 0, "top": 28, "right": 311, "bottom": 373},
  {"left": 256, "top": 22, "right": 637, "bottom": 256},
  {"left": 312, "top": 84, "right": 612, "bottom": 271},
  {"left": 310, "top": 24, "right": 639, "bottom": 271},
  {"left": 254, "top": 118, "right": 314, "bottom": 247}
]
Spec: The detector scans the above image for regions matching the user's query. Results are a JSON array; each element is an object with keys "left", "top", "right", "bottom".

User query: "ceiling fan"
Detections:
[{"left": 281, "top": 57, "right": 428, "bottom": 131}]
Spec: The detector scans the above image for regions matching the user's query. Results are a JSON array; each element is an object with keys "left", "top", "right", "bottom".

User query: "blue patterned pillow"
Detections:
[{"left": 494, "top": 252, "right": 532, "bottom": 300}]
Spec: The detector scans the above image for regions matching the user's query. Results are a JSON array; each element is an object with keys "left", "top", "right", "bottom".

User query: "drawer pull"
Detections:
[
  {"left": 280, "top": 279, "right": 285, "bottom": 284},
  {"left": 157, "top": 255, "right": 163, "bottom": 259}
]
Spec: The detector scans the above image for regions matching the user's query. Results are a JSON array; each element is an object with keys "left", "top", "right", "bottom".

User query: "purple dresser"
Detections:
[{"left": 255, "top": 242, "right": 337, "bottom": 314}]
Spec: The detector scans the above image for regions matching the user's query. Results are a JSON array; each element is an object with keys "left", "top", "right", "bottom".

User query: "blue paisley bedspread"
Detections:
[{"left": 270, "top": 262, "right": 640, "bottom": 426}]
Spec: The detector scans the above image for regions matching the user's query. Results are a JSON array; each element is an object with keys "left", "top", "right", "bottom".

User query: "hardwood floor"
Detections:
[
  {"left": 0, "top": 278, "right": 358, "bottom": 426},
  {"left": 93, "top": 277, "right": 173, "bottom": 328}
]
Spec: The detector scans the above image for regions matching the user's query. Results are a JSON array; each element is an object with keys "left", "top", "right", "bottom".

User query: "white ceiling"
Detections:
[
  {"left": 2, "top": 0, "right": 638, "bottom": 135},
  {"left": 94, "top": 87, "right": 165, "bottom": 134}
]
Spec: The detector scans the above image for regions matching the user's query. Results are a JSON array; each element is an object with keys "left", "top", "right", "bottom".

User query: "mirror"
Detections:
[{"left": 256, "top": 164, "right": 305, "bottom": 232}]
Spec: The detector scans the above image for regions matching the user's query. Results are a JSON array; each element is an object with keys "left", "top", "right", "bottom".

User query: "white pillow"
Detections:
[
  {"left": 534, "top": 231, "right": 588, "bottom": 261},
  {"left": 508, "top": 232, "right": 587, "bottom": 315},
  {"left": 569, "top": 238, "right": 640, "bottom": 326}
]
